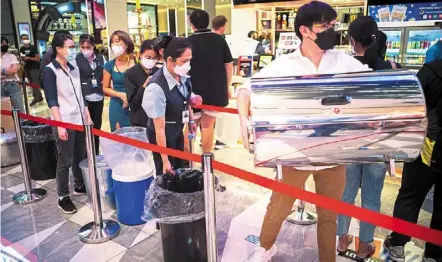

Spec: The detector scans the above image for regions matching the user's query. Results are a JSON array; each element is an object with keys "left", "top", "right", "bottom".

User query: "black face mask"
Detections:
[
  {"left": 313, "top": 28, "right": 337, "bottom": 51},
  {"left": 1, "top": 45, "right": 8, "bottom": 53}
]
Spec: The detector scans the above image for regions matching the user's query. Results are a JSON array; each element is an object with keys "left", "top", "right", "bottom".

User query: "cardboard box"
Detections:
[{"left": 1, "top": 97, "right": 15, "bottom": 132}]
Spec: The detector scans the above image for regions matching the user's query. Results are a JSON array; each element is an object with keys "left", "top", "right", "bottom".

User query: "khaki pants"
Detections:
[{"left": 260, "top": 165, "right": 346, "bottom": 262}]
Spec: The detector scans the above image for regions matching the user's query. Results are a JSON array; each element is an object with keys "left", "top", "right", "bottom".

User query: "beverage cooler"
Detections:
[{"left": 381, "top": 26, "right": 442, "bottom": 68}]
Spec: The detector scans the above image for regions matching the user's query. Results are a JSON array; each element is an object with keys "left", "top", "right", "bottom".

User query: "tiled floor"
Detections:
[{"left": 1, "top": 92, "right": 432, "bottom": 261}]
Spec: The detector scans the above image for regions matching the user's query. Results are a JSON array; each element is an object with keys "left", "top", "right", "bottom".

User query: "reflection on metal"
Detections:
[
  {"left": 202, "top": 153, "right": 217, "bottom": 262},
  {"left": 11, "top": 109, "right": 47, "bottom": 205},
  {"left": 79, "top": 124, "right": 120, "bottom": 243},
  {"left": 286, "top": 184, "right": 317, "bottom": 225},
  {"left": 250, "top": 70, "right": 427, "bottom": 167}
]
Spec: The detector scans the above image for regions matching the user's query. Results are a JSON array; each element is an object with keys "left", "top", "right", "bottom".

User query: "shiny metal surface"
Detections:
[
  {"left": 79, "top": 156, "right": 116, "bottom": 213},
  {"left": 0, "top": 132, "right": 21, "bottom": 167},
  {"left": 202, "top": 153, "right": 217, "bottom": 262},
  {"left": 286, "top": 184, "right": 317, "bottom": 225},
  {"left": 79, "top": 124, "right": 120, "bottom": 243},
  {"left": 11, "top": 110, "right": 47, "bottom": 204},
  {"left": 251, "top": 70, "right": 427, "bottom": 167}
]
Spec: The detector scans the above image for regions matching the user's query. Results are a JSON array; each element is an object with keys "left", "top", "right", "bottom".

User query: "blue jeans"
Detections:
[
  {"left": 337, "top": 163, "right": 387, "bottom": 243},
  {"left": 1, "top": 81, "right": 25, "bottom": 113}
]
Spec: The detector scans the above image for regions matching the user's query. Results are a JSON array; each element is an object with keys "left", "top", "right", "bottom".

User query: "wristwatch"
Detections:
[
  {"left": 1, "top": 68, "right": 5, "bottom": 76},
  {"left": 189, "top": 120, "right": 195, "bottom": 124}
]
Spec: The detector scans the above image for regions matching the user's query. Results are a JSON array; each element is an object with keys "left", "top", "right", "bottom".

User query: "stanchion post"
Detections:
[
  {"left": 202, "top": 153, "right": 217, "bottom": 262},
  {"left": 21, "top": 73, "right": 30, "bottom": 114},
  {"left": 79, "top": 124, "right": 120, "bottom": 244},
  {"left": 11, "top": 109, "right": 47, "bottom": 204},
  {"left": 188, "top": 129, "right": 195, "bottom": 168}
]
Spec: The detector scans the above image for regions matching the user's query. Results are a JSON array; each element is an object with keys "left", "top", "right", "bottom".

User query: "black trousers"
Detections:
[
  {"left": 391, "top": 156, "right": 442, "bottom": 259},
  {"left": 25, "top": 68, "right": 42, "bottom": 101},
  {"left": 87, "top": 100, "right": 104, "bottom": 155},
  {"left": 147, "top": 128, "right": 185, "bottom": 176}
]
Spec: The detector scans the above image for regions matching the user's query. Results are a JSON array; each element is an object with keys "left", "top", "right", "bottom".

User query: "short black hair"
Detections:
[
  {"left": 79, "top": 34, "right": 95, "bottom": 46},
  {"left": 51, "top": 33, "right": 72, "bottom": 57},
  {"left": 212, "top": 15, "right": 228, "bottom": 30},
  {"left": 54, "top": 30, "right": 71, "bottom": 37},
  {"left": 140, "top": 40, "right": 158, "bottom": 57},
  {"left": 295, "top": 1, "right": 337, "bottom": 40},
  {"left": 163, "top": 37, "right": 191, "bottom": 61},
  {"left": 20, "top": 34, "right": 29, "bottom": 39},
  {"left": 1, "top": 36, "right": 9, "bottom": 44},
  {"left": 248, "top": 31, "right": 257, "bottom": 38},
  {"left": 110, "top": 30, "right": 135, "bottom": 54},
  {"left": 189, "top": 9, "right": 210, "bottom": 30}
]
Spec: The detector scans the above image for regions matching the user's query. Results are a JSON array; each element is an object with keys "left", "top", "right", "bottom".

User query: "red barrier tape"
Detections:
[
  {"left": 2, "top": 109, "right": 442, "bottom": 246},
  {"left": 21, "top": 82, "right": 239, "bottom": 115}
]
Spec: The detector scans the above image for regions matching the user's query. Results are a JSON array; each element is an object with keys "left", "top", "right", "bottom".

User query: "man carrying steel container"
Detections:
[{"left": 236, "top": 2, "right": 370, "bottom": 262}]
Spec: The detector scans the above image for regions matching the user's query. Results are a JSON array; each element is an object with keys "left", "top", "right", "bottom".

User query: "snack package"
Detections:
[
  {"left": 391, "top": 5, "right": 407, "bottom": 22},
  {"left": 378, "top": 7, "right": 391, "bottom": 22}
]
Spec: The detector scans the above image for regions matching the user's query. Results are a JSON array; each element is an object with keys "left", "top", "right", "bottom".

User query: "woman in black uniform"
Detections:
[{"left": 142, "top": 37, "right": 197, "bottom": 175}]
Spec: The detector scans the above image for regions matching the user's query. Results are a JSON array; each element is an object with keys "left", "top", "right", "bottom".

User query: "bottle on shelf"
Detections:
[
  {"left": 277, "top": 14, "right": 281, "bottom": 29},
  {"left": 288, "top": 12, "right": 295, "bottom": 29},
  {"left": 282, "top": 14, "right": 287, "bottom": 30}
]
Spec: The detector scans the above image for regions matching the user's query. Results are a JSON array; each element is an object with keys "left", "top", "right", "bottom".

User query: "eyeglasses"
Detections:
[{"left": 312, "top": 23, "right": 336, "bottom": 31}]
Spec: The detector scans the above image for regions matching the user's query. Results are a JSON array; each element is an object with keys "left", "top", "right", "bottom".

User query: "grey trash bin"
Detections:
[{"left": 79, "top": 155, "right": 116, "bottom": 213}]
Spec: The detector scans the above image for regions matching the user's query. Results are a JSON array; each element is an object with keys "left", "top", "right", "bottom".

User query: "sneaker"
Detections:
[
  {"left": 383, "top": 235, "right": 405, "bottom": 262},
  {"left": 73, "top": 186, "right": 87, "bottom": 196},
  {"left": 247, "top": 245, "right": 277, "bottom": 262},
  {"left": 215, "top": 140, "right": 227, "bottom": 149},
  {"left": 337, "top": 234, "right": 353, "bottom": 254},
  {"left": 357, "top": 242, "right": 375, "bottom": 260},
  {"left": 58, "top": 196, "right": 77, "bottom": 214}
]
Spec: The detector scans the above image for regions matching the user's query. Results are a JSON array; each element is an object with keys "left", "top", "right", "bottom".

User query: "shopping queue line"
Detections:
[{"left": 1, "top": 108, "right": 441, "bottom": 248}]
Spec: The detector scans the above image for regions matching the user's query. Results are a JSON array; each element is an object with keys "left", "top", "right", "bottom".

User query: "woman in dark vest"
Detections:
[
  {"left": 76, "top": 34, "right": 106, "bottom": 154},
  {"left": 124, "top": 40, "right": 160, "bottom": 127},
  {"left": 142, "top": 37, "right": 196, "bottom": 175}
]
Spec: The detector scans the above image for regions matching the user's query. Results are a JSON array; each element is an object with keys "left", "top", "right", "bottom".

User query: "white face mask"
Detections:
[
  {"left": 82, "top": 49, "right": 93, "bottom": 58},
  {"left": 141, "top": 57, "right": 156, "bottom": 69},
  {"left": 66, "top": 48, "right": 77, "bottom": 62},
  {"left": 174, "top": 61, "right": 191, "bottom": 76},
  {"left": 111, "top": 45, "right": 125, "bottom": 57},
  {"left": 23, "top": 40, "right": 30, "bottom": 45}
]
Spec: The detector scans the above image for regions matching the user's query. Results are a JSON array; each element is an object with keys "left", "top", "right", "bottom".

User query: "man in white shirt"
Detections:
[{"left": 238, "top": 2, "right": 370, "bottom": 262}]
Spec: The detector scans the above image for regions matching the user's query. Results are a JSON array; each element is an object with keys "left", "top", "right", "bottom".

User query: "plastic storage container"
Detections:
[
  {"left": 112, "top": 171, "right": 154, "bottom": 225},
  {"left": 79, "top": 155, "right": 116, "bottom": 213},
  {"left": 143, "top": 169, "right": 207, "bottom": 262},
  {"left": 22, "top": 120, "right": 57, "bottom": 180},
  {"left": 100, "top": 127, "right": 155, "bottom": 225}
]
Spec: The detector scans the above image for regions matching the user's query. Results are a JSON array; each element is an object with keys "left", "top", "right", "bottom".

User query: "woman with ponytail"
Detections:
[{"left": 336, "top": 16, "right": 391, "bottom": 260}]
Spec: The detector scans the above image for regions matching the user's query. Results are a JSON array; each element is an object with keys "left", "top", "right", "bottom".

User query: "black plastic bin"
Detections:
[
  {"left": 22, "top": 120, "right": 57, "bottom": 180},
  {"left": 143, "top": 169, "right": 207, "bottom": 262}
]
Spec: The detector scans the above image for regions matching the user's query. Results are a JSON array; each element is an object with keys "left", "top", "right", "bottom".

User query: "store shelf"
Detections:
[
  {"left": 406, "top": 49, "right": 428, "bottom": 54},
  {"left": 386, "top": 49, "right": 401, "bottom": 53},
  {"left": 275, "top": 29, "right": 295, "bottom": 32}
]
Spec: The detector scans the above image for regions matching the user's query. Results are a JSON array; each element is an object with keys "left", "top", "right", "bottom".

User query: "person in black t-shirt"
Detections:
[
  {"left": 187, "top": 10, "right": 233, "bottom": 154},
  {"left": 19, "top": 34, "right": 43, "bottom": 106}
]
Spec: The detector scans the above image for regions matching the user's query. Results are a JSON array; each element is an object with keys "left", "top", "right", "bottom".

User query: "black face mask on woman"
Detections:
[
  {"left": 1, "top": 45, "right": 8, "bottom": 53},
  {"left": 312, "top": 28, "right": 337, "bottom": 51}
]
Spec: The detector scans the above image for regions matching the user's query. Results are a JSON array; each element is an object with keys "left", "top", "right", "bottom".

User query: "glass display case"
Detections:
[
  {"left": 384, "top": 29, "right": 404, "bottom": 63},
  {"left": 127, "top": 3, "right": 158, "bottom": 48},
  {"left": 404, "top": 28, "right": 442, "bottom": 65}
]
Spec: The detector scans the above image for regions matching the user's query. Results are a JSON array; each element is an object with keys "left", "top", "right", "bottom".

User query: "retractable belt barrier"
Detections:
[{"left": 2, "top": 107, "right": 442, "bottom": 247}]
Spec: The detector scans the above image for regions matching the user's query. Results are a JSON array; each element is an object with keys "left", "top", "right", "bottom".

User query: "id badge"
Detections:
[
  {"left": 91, "top": 78, "right": 98, "bottom": 88},
  {"left": 182, "top": 110, "right": 190, "bottom": 124}
]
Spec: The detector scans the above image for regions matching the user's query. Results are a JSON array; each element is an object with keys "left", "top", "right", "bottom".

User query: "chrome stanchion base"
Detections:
[
  {"left": 286, "top": 208, "right": 317, "bottom": 225},
  {"left": 12, "top": 188, "right": 47, "bottom": 205},
  {"left": 79, "top": 219, "right": 120, "bottom": 244}
]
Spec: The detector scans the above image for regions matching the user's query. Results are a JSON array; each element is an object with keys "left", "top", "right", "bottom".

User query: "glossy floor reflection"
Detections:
[{"left": 1, "top": 146, "right": 431, "bottom": 262}]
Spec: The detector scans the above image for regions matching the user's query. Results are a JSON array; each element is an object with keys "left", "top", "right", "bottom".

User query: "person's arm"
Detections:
[
  {"left": 223, "top": 39, "right": 234, "bottom": 97},
  {"left": 341, "top": 53, "right": 372, "bottom": 72},
  {"left": 3, "top": 55, "right": 19, "bottom": 75},
  {"left": 124, "top": 69, "right": 144, "bottom": 112},
  {"left": 142, "top": 83, "right": 168, "bottom": 161},
  {"left": 26, "top": 47, "right": 40, "bottom": 62},
  {"left": 102, "top": 61, "right": 125, "bottom": 99}
]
